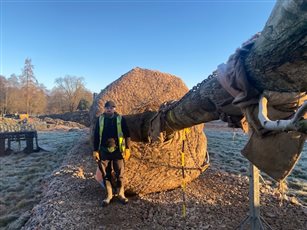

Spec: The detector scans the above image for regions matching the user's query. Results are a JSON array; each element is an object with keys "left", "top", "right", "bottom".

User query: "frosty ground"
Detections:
[{"left": 1, "top": 124, "right": 306, "bottom": 229}]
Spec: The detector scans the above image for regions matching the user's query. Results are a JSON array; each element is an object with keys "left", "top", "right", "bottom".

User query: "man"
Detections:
[{"left": 92, "top": 100, "right": 131, "bottom": 206}]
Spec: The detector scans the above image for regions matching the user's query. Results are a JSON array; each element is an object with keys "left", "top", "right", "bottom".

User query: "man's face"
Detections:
[{"left": 104, "top": 106, "right": 115, "bottom": 115}]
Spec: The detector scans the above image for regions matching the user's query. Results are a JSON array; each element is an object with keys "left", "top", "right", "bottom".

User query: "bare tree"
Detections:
[
  {"left": 5, "top": 75, "right": 23, "bottom": 114},
  {"left": 54, "top": 75, "right": 89, "bottom": 112},
  {"left": 47, "top": 88, "right": 66, "bottom": 114}
]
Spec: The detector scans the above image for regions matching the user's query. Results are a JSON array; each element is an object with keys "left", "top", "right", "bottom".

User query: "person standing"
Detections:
[{"left": 92, "top": 100, "right": 131, "bottom": 206}]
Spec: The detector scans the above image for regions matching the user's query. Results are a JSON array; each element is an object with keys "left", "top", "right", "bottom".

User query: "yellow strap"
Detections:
[
  {"left": 181, "top": 130, "right": 187, "bottom": 218},
  {"left": 184, "top": 128, "right": 190, "bottom": 139},
  {"left": 181, "top": 151, "right": 185, "bottom": 166},
  {"left": 116, "top": 115, "right": 125, "bottom": 152},
  {"left": 117, "top": 115, "right": 123, "bottom": 137},
  {"left": 181, "top": 179, "right": 186, "bottom": 189},
  {"left": 180, "top": 128, "right": 190, "bottom": 142},
  {"left": 182, "top": 204, "right": 186, "bottom": 217},
  {"left": 98, "top": 116, "right": 104, "bottom": 151}
]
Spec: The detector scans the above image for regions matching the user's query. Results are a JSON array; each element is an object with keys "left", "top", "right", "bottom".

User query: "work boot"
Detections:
[
  {"left": 118, "top": 185, "right": 128, "bottom": 205},
  {"left": 102, "top": 180, "right": 113, "bottom": 206}
]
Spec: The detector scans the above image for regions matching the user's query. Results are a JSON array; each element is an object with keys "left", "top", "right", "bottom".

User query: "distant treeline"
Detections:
[{"left": 0, "top": 58, "right": 93, "bottom": 115}]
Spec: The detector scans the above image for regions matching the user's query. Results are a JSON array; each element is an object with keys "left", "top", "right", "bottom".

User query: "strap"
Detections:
[
  {"left": 117, "top": 115, "right": 125, "bottom": 152},
  {"left": 98, "top": 115, "right": 104, "bottom": 151}
]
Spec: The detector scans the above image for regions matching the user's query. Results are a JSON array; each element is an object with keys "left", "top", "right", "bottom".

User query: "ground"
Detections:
[{"left": 22, "top": 137, "right": 307, "bottom": 229}]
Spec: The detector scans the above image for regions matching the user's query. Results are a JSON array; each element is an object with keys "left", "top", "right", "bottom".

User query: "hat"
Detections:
[{"left": 104, "top": 100, "right": 116, "bottom": 108}]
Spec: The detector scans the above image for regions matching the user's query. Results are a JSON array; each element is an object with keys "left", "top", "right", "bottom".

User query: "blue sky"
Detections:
[{"left": 0, "top": 0, "right": 276, "bottom": 93}]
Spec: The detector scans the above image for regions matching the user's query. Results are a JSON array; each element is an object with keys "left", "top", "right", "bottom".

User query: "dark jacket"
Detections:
[{"left": 93, "top": 112, "right": 130, "bottom": 160}]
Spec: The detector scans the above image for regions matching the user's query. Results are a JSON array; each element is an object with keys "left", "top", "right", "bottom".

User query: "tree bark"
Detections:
[
  {"left": 245, "top": 0, "right": 307, "bottom": 92},
  {"left": 161, "top": 76, "right": 242, "bottom": 135}
]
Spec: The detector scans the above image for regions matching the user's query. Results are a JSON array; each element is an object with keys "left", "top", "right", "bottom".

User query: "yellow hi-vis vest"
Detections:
[{"left": 98, "top": 115, "right": 125, "bottom": 153}]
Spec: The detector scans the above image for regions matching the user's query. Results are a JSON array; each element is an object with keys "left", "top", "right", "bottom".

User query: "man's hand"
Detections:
[
  {"left": 93, "top": 151, "right": 100, "bottom": 162},
  {"left": 123, "top": 149, "right": 131, "bottom": 161}
]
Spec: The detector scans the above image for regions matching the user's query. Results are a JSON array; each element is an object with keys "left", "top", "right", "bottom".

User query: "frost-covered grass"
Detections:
[
  {"left": 0, "top": 130, "right": 86, "bottom": 230},
  {"left": 205, "top": 128, "right": 307, "bottom": 204}
]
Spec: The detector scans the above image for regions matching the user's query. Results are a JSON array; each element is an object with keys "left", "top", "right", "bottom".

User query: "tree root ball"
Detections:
[{"left": 90, "top": 67, "right": 208, "bottom": 194}]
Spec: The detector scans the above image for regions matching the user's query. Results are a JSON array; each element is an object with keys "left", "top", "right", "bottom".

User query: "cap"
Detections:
[{"left": 104, "top": 100, "right": 116, "bottom": 108}]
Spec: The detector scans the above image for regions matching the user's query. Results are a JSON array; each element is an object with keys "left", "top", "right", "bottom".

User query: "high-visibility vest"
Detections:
[{"left": 98, "top": 115, "right": 125, "bottom": 152}]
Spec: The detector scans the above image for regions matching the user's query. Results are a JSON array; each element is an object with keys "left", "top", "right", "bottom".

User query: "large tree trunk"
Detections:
[
  {"left": 148, "top": 0, "right": 307, "bottom": 182},
  {"left": 157, "top": 76, "right": 241, "bottom": 136},
  {"left": 90, "top": 0, "right": 306, "bottom": 193},
  {"left": 156, "top": 0, "right": 307, "bottom": 133},
  {"left": 246, "top": 0, "right": 307, "bottom": 92}
]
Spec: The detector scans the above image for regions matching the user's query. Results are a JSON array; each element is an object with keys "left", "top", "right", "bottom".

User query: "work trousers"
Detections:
[{"left": 99, "top": 159, "right": 125, "bottom": 187}]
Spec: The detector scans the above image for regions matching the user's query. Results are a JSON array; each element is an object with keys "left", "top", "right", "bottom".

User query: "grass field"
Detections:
[{"left": 0, "top": 130, "right": 85, "bottom": 230}]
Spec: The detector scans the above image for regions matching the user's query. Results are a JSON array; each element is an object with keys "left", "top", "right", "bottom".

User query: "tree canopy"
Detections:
[{"left": 0, "top": 59, "right": 93, "bottom": 115}]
